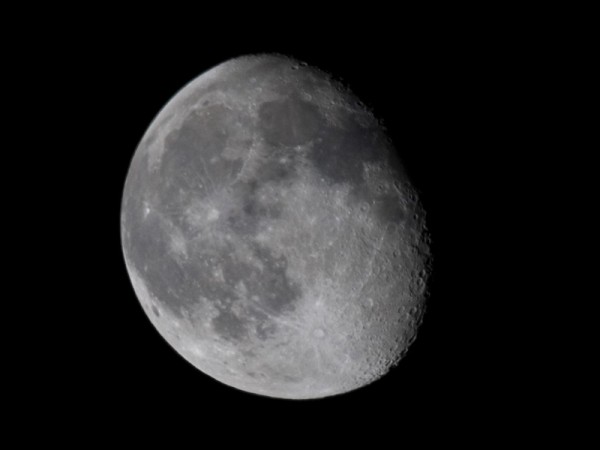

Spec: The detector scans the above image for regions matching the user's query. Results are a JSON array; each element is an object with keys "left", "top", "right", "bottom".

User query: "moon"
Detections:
[{"left": 120, "top": 54, "right": 431, "bottom": 399}]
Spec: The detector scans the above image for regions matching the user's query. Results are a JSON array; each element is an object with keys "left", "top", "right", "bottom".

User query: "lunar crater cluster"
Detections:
[{"left": 121, "top": 54, "right": 431, "bottom": 399}]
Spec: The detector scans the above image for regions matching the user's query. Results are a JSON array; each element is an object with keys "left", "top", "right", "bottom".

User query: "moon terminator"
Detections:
[{"left": 121, "top": 54, "right": 430, "bottom": 399}]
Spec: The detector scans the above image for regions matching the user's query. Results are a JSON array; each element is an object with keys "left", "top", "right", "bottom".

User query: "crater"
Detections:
[{"left": 255, "top": 320, "right": 278, "bottom": 340}]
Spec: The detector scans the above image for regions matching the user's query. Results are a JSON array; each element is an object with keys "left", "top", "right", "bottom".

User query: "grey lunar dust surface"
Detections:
[{"left": 120, "top": 54, "right": 431, "bottom": 399}]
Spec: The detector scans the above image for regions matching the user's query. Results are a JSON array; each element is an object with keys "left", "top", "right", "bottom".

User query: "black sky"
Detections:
[{"left": 26, "top": 15, "right": 545, "bottom": 439}]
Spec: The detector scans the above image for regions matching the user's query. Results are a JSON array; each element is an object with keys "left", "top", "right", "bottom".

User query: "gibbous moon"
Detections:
[{"left": 120, "top": 54, "right": 430, "bottom": 399}]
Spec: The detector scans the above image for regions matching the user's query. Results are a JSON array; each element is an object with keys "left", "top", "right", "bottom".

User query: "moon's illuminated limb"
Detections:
[{"left": 121, "top": 54, "right": 430, "bottom": 399}]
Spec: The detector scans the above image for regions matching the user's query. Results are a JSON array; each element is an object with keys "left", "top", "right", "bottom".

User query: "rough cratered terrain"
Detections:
[{"left": 121, "top": 54, "right": 430, "bottom": 399}]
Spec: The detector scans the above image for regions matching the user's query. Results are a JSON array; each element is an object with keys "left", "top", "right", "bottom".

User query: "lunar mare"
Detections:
[{"left": 121, "top": 54, "right": 430, "bottom": 399}]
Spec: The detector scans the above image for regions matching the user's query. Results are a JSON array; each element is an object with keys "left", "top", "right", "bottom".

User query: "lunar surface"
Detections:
[{"left": 120, "top": 54, "right": 430, "bottom": 399}]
